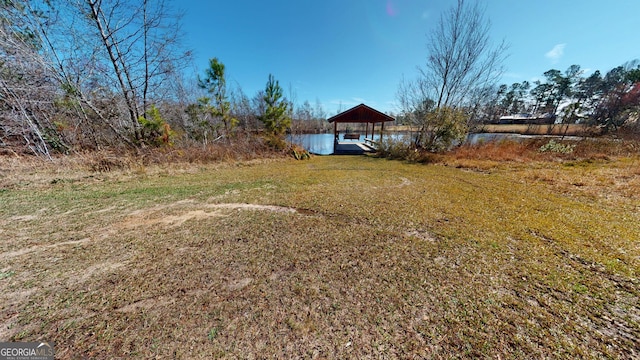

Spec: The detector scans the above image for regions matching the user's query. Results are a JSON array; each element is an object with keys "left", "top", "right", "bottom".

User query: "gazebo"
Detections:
[{"left": 327, "top": 103, "right": 395, "bottom": 154}]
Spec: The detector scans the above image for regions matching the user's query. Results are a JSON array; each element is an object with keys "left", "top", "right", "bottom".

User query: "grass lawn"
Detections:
[{"left": 0, "top": 153, "right": 638, "bottom": 358}]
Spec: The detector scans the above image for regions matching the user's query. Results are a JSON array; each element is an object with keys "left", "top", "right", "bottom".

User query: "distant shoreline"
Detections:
[{"left": 384, "top": 124, "right": 599, "bottom": 137}]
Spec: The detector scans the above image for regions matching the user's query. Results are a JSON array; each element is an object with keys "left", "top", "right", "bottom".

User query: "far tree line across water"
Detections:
[{"left": 483, "top": 63, "right": 640, "bottom": 128}]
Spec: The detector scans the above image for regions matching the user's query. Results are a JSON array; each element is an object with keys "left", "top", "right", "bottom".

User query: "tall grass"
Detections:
[
  {"left": 438, "top": 137, "right": 638, "bottom": 164},
  {"left": 73, "top": 135, "right": 286, "bottom": 172}
]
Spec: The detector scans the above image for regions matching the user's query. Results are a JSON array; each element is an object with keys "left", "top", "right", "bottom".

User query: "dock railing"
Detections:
[{"left": 364, "top": 137, "right": 379, "bottom": 149}]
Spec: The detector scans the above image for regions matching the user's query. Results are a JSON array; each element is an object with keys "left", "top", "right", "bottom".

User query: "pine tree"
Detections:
[
  {"left": 258, "top": 74, "right": 290, "bottom": 135},
  {"left": 198, "top": 58, "right": 236, "bottom": 135}
]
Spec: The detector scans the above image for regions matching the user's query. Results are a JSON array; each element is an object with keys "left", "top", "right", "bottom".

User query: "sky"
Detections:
[{"left": 180, "top": 0, "right": 639, "bottom": 115}]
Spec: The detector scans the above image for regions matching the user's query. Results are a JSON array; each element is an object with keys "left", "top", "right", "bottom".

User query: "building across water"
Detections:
[{"left": 499, "top": 113, "right": 556, "bottom": 125}]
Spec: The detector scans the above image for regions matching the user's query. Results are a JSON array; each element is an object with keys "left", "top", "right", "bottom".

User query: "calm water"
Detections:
[
  {"left": 289, "top": 134, "right": 335, "bottom": 155},
  {"left": 289, "top": 133, "right": 526, "bottom": 155}
]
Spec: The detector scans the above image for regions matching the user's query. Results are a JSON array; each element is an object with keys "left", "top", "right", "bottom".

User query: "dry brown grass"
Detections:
[
  {"left": 0, "top": 144, "right": 639, "bottom": 358},
  {"left": 450, "top": 140, "right": 541, "bottom": 162},
  {"left": 440, "top": 139, "right": 640, "bottom": 207},
  {"left": 0, "top": 137, "right": 289, "bottom": 190},
  {"left": 442, "top": 137, "right": 637, "bottom": 166},
  {"left": 86, "top": 136, "right": 285, "bottom": 170},
  {"left": 477, "top": 124, "right": 600, "bottom": 136}
]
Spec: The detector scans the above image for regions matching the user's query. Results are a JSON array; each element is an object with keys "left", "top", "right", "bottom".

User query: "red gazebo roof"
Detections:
[{"left": 327, "top": 104, "right": 395, "bottom": 124}]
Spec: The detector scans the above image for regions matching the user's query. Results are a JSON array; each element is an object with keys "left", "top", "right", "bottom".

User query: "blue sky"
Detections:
[{"left": 181, "top": 0, "right": 639, "bottom": 115}]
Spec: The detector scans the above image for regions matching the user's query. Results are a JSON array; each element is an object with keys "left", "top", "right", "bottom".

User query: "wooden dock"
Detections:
[{"left": 333, "top": 140, "right": 376, "bottom": 155}]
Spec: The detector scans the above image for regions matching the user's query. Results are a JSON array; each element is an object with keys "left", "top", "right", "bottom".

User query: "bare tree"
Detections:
[
  {"left": 82, "top": 0, "right": 189, "bottom": 142},
  {"left": 396, "top": 76, "right": 433, "bottom": 127},
  {"left": 398, "top": 0, "right": 507, "bottom": 150},
  {"left": 251, "top": 90, "right": 267, "bottom": 131},
  {"left": 229, "top": 84, "right": 256, "bottom": 133},
  {"left": 313, "top": 98, "right": 326, "bottom": 120},
  {"left": 0, "top": 0, "right": 191, "bottom": 152},
  {"left": 396, "top": 76, "right": 435, "bottom": 146},
  {"left": 0, "top": 1, "right": 56, "bottom": 157},
  {"left": 422, "top": 0, "right": 507, "bottom": 109}
]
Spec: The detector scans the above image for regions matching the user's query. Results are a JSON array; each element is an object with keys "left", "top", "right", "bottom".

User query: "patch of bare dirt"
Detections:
[
  {"left": 405, "top": 229, "right": 437, "bottom": 243},
  {"left": 206, "top": 203, "right": 297, "bottom": 213},
  {"left": 227, "top": 277, "right": 253, "bottom": 291},
  {"left": 118, "top": 202, "right": 298, "bottom": 229},
  {"left": 0, "top": 289, "right": 37, "bottom": 340},
  {"left": 115, "top": 296, "right": 175, "bottom": 313},
  {"left": 0, "top": 238, "right": 91, "bottom": 261},
  {"left": 160, "top": 210, "right": 226, "bottom": 228},
  {"left": 9, "top": 215, "right": 38, "bottom": 222},
  {"left": 77, "top": 260, "right": 129, "bottom": 283}
]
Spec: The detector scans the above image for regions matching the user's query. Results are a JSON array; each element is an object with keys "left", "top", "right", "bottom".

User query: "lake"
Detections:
[{"left": 289, "top": 132, "right": 529, "bottom": 155}]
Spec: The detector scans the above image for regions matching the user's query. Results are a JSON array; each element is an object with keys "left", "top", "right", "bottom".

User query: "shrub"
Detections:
[
  {"left": 416, "top": 107, "right": 469, "bottom": 152},
  {"left": 88, "top": 153, "right": 132, "bottom": 172},
  {"left": 376, "top": 136, "right": 444, "bottom": 163},
  {"left": 264, "top": 134, "right": 288, "bottom": 151},
  {"left": 377, "top": 136, "right": 412, "bottom": 159},
  {"left": 539, "top": 139, "right": 575, "bottom": 154},
  {"left": 291, "top": 144, "right": 310, "bottom": 160},
  {"left": 138, "top": 105, "right": 175, "bottom": 146}
]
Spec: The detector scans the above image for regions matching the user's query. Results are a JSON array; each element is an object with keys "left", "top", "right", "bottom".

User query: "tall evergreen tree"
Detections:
[
  {"left": 258, "top": 74, "right": 290, "bottom": 136},
  {"left": 198, "top": 57, "right": 236, "bottom": 135}
]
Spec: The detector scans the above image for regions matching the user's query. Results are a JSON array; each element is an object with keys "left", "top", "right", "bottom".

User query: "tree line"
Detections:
[
  {"left": 483, "top": 62, "right": 640, "bottom": 129},
  {"left": 2, "top": 0, "right": 639, "bottom": 158},
  {"left": 0, "top": 0, "right": 328, "bottom": 157}
]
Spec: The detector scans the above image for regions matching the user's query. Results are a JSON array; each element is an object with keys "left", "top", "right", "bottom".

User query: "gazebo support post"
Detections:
[{"left": 333, "top": 121, "right": 337, "bottom": 154}]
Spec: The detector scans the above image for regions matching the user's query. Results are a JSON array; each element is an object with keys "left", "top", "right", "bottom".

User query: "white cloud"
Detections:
[{"left": 545, "top": 43, "right": 566, "bottom": 63}]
